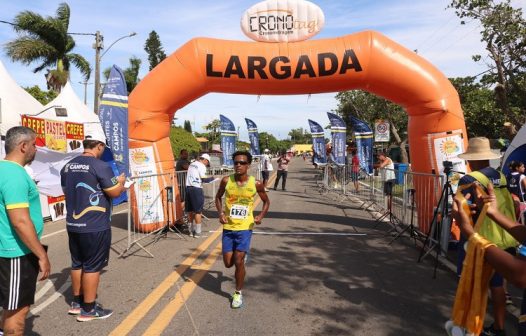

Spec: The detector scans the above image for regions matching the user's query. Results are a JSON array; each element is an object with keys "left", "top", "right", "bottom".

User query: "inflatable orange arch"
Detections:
[{"left": 129, "top": 30, "right": 467, "bottom": 233}]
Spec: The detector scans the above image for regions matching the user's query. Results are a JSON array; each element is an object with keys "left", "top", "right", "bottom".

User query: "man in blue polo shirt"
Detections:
[
  {"left": 0, "top": 126, "right": 50, "bottom": 335},
  {"left": 60, "top": 129, "right": 126, "bottom": 322}
]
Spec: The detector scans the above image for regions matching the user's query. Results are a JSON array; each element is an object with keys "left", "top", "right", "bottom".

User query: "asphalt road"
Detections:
[{"left": 18, "top": 158, "right": 521, "bottom": 335}]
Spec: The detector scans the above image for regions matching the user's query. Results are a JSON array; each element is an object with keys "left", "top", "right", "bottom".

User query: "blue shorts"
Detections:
[
  {"left": 68, "top": 229, "right": 111, "bottom": 273},
  {"left": 222, "top": 230, "right": 253, "bottom": 253},
  {"left": 185, "top": 186, "right": 204, "bottom": 213}
]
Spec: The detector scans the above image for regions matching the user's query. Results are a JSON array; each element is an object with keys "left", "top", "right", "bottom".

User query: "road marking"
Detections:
[
  {"left": 108, "top": 229, "right": 222, "bottom": 336},
  {"left": 34, "top": 279, "right": 53, "bottom": 301},
  {"left": 207, "top": 231, "right": 367, "bottom": 236},
  {"left": 111, "top": 185, "right": 265, "bottom": 335},
  {"left": 142, "top": 242, "right": 223, "bottom": 336},
  {"left": 30, "top": 280, "right": 70, "bottom": 315}
]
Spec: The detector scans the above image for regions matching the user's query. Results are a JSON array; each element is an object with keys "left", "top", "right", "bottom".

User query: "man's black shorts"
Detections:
[
  {"left": 384, "top": 179, "right": 396, "bottom": 195},
  {"left": 185, "top": 186, "right": 204, "bottom": 213},
  {"left": 261, "top": 171, "right": 269, "bottom": 181},
  {"left": 68, "top": 229, "right": 111, "bottom": 273},
  {"left": 0, "top": 253, "right": 39, "bottom": 310}
]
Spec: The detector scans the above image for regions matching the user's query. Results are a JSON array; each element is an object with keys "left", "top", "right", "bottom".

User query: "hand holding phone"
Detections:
[{"left": 124, "top": 178, "right": 135, "bottom": 188}]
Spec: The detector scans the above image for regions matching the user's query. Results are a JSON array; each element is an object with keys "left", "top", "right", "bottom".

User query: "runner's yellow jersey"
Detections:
[{"left": 223, "top": 175, "right": 257, "bottom": 231}]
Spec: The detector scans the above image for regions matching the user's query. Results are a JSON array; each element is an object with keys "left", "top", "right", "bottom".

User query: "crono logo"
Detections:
[{"left": 240, "top": 0, "right": 325, "bottom": 43}]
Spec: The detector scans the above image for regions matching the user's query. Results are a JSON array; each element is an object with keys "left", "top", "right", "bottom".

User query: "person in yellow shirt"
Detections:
[{"left": 215, "top": 150, "right": 270, "bottom": 309}]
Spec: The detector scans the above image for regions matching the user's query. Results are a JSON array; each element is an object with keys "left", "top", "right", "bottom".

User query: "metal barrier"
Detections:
[{"left": 314, "top": 163, "right": 443, "bottom": 240}]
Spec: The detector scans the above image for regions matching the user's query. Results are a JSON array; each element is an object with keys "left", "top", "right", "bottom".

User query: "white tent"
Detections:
[
  {"left": 40, "top": 81, "right": 104, "bottom": 134},
  {"left": 0, "top": 60, "right": 43, "bottom": 137}
]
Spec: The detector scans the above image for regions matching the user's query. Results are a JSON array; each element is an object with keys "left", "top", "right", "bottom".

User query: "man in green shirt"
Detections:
[{"left": 0, "top": 126, "right": 50, "bottom": 336}]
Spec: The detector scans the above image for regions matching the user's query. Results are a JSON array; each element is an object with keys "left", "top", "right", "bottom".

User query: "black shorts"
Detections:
[
  {"left": 185, "top": 186, "right": 204, "bottom": 213},
  {"left": 0, "top": 253, "right": 39, "bottom": 310},
  {"left": 384, "top": 179, "right": 396, "bottom": 195},
  {"left": 351, "top": 171, "right": 359, "bottom": 182},
  {"left": 261, "top": 171, "right": 269, "bottom": 181},
  {"left": 68, "top": 229, "right": 111, "bottom": 273}
]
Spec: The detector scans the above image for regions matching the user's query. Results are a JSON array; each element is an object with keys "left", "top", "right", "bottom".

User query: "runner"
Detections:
[{"left": 215, "top": 150, "right": 270, "bottom": 308}]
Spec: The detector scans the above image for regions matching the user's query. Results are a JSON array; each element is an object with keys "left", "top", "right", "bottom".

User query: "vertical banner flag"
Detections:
[
  {"left": 308, "top": 119, "right": 327, "bottom": 165},
  {"left": 327, "top": 112, "right": 346, "bottom": 165},
  {"left": 99, "top": 65, "right": 130, "bottom": 176},
  {"left": 349, "top": 115, "right": 374, "bottom": 174},
  {"left": 220, "top": 114, "right": 236, "bottom": 167},
  {"left": 245, "top": 118, "right": 260, "bottom": 156}
]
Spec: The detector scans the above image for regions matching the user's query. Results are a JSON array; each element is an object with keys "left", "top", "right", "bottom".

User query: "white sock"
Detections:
[{"left": 195, "top": 223, "right": 202, "bottom": 234}]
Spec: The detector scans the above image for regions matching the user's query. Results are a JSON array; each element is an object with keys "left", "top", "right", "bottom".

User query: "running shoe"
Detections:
[
  {"left": 506, "top": 293, "right": 513, "bottom": 305},
  {"left": 231, "top": 291, "right": 243, "bottom": 309},
  {"left": 480, "top": 324, "right": 506, "bottom": 336},
  {"left": 68, "top": 301, "right": 81, "bottom": 315},
  {"left": 76, "top": 303, "right": 113, "bottom": 322},
  {"left": 194, "top": 232, "right": 202, "bottom": 238}
]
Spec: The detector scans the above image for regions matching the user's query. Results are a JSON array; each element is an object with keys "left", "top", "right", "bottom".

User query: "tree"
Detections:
[
  {"left": 288, "top": 127, "right": 312, "bottom": 144},
  {"left": 449, "top": 76, "right": 503, "bottom": 138},
  {"left": 335, "top": 90, "right": 409, "bottom": 163},
  {"left": 123, "top": 56, "right": 141, "bottom": 93},
  {"left": 169, "top": 127, "right": 201, "bottom": 160},
  {"left": 184, "top": 120, "right": 192, "bottom": 133},
  {"left": 144, "top": 30, "right": 167, "bottom": 71},
  {"left": 203, "top": 119, "right": 221, "bottom": 144},
  {"left": 449, "top": 0, "right": 526, "bottom": 132},
  {"left": 24, "top": 85, "right": 58, "bottom": 105},
  {"left": 5, "top": 3, "right": 91, "bottom": 91}
]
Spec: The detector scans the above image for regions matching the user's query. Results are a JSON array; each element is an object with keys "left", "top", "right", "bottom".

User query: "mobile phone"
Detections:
[{"left": 124, "top": 178, "right": 135, "bottom": 188}]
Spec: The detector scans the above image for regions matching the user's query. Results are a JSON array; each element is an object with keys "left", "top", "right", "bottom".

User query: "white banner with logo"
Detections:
[{"left": 129, "top": 146, "right": 164, "bottom": 225}]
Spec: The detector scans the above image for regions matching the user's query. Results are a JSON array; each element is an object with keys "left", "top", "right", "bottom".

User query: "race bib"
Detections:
[{"left": 229, "top": 204, "right": 248, "bottom": 219}]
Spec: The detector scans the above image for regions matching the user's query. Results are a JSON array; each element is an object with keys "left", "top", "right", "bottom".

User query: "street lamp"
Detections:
[{"left": 93, "top": 31, "right": 137, "bottom": 114}]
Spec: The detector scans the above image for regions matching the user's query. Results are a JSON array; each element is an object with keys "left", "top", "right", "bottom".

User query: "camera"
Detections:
[{"left": 443, "top": 160, "right": 453, "bottom": 173}]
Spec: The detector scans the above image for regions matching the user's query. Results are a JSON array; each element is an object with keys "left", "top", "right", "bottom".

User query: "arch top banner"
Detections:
[{"left": 240, "top": 0, "right": 325, "bottom": 43}]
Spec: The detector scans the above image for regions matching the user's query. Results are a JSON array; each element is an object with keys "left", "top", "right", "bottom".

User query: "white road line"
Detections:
[
  {"left": 208, "top": 230, "right": 367, "bottom": 236},
  {"left": 34, "top": 279, "right": 54, "bottom": 301},
  {"left": 41, "top": 208, "right": 128, "bottom": 240},
  {"left": 30, "top": 280, "right": 70, "bottom": 315}
]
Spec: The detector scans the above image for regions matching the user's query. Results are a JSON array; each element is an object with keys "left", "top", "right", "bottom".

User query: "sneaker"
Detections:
[
  {"left": 68, "top": 301, "right": 81, "bottom": 315},
  {"left": 193, "top": 232, "right": 202, "bottom": 238},
  {"left": 480, "top": 324, "right": 506, "bottom": 336},
  {"left": 273, "top": 187, "right": 277, "bottom": 191},
  {"left": 76, "top": 303, "right": 113, "bottom": 322},
  {"left": 264, "top": 188, "right": 270, "bottom": 192},
  {"left": 506, "top": 293, "right": 513, "bottom": 305},
  {"left": 231, "top": 291, "right": 243, "bottom": 309}
]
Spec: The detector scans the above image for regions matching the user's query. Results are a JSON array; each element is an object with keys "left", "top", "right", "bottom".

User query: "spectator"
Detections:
[
  {"left": 376, "top": 152, "right": 395, "bottom": 196},
  {"left": 176, "top": 149, "right": 191, "bottom": 210},
  {"left": 60, "top": 129, "right": 127, "bottom": 322},
  {"left": 185, "top": 154, "right": 215, "bottom": 238},
  {"left": 0, "top": 126, "right": 50, "bottom": 335},
  {"left": 456, "top": 137, "right": 516, "bottom": 336},
  {"left": 261, "top": 149, "right": 273, "bottom": 192},
  {"left": 350, "top": 149, "right": 360, "bottom": 192},
  {"left": 273, "top": 152, "right": 290, "bottom": 191},
  {"left": 506, "top": 161, "right": 526, "bottom": 202}
]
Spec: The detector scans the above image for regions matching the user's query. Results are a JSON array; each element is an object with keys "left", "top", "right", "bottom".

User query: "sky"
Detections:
[{"left": 1, "top": 0, "right": 525, "bottom": 142}]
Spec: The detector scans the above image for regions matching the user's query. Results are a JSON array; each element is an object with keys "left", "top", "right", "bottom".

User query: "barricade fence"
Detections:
[
  {"left": 314, "top": 163, "right": 444, "bottom": 240},
  {"left": 122, "top": 163, "right": 262, "bottom": 257}
]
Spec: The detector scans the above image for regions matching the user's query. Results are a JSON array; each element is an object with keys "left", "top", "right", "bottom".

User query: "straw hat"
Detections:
[{"left": 457, "top": 137, "right": 501, "bottom": 161}]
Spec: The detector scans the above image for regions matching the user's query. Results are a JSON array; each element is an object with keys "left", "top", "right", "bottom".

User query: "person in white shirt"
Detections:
[
  {"left": 185, "top": 154, "right": 214, "bottom": 237},
  {"left": 261, "top": 149, "right": 273, "bottom": 192}
]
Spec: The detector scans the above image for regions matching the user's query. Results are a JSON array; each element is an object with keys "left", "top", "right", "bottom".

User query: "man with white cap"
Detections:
[
  {"left": 185, "top": 154, "right": 215, "bottom": 237},
  {"left": 455, "top": 137, "right": 516, "bottom": 336},
  {"left": 60, "top": 128, "right": 126, "bottom": 322}
]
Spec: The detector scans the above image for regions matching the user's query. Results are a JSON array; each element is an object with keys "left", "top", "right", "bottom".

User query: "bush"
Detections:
[{"left": 169, "top": 127, "right": 201, "bottom": 160}]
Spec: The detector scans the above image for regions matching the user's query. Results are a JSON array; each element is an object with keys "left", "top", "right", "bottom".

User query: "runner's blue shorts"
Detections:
[
  {"left": 68, "top": 229, "right": 111, "bottom": 273},
  {"left": 222, "top": 230, "right": 253, "bottom": 253}
]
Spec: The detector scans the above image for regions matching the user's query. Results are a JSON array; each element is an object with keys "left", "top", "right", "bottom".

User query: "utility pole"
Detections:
[{"left": 93, "top": 31, "right": 103, "bottom": 114}]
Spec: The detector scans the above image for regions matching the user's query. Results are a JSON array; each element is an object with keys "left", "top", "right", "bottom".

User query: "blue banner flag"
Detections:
[
  {"left": 349, "top": 115, "right": 374, "bottom": 174},
  {"left": 220, "top": 114, "right": 236, "bottom": 167},
  {"left": 308, "top": 119, "right": 327, "bottom": 165},
  {"left": 244, "top": 118, "right": 260, "bottom": 156},
  {"left": 327, "top": 112, "right": 347, "bottom": 166},
  {"left": 99, "top": 65, "right": 129, "bottom": 205}
]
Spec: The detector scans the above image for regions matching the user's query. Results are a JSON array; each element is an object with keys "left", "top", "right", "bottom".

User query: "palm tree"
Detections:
[{"left": 4, "top": 3, "right": 91, "bottom": 92}]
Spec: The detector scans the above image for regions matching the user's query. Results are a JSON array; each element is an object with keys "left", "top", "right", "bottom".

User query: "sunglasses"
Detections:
[{"left": 234, "top": 161, "right": 249, "bottom": 166}]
